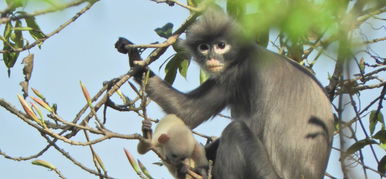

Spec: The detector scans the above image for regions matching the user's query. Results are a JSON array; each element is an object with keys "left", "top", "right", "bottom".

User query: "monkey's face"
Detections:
[
  {"left": 161, "top": 133, "right": 194, "bottom": 165},
  {"left": 164, "top": 143, "right": 191, "bottom": 165},
  {"left": 166, "top": 152, "right": 188, "bottom": 165},
  {"left": 194, "top": 40, "right": 232, "bottom": 75},
  {"left": 183, "top": 8, "right": 244, "bottom": 76}
]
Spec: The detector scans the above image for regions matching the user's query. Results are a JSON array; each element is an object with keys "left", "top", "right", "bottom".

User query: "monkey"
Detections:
[
  {"left": 137, "top": 114, "right": 208, "bottom": 179},
  {"left": 116, "top": 8, "right": 334, "bottom": 179}
]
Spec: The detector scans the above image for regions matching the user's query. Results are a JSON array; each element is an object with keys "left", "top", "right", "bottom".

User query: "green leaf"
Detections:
[
  {"left": 154, "top": 23, "right": 173, "bottom": 39},
  {"left": 178, "top": 57, "right": 190, "bottom": 78},
  {"left": 32, "top": 159, "right": 56, "bottom": 170},
  {"left": 4, "top": 22, "right": 13, "bottom": 40},
  {"left": 21, "top": 13, "right": 46, "bottom": 47},
  {"left": 52, "top": 103, "right": 58, "bottom": 113},
  {"left": 164, "top": 55, "right": 178, "bottom": 84},
  {"left": 2, "top": 45, "right": 19, "bottom": 69},
  {"left": 13, "top": 20, "right": 24, "bottom": 48},
  {"left": 164, "top": 52, "right": 190, "bottom": 84},
  {"left": 137, "top": 160, "right": 153, "bottom": 179},
  {"left": 255, "top": 27, "right": 270, "bottom": 48},
  {"left": 370, "top": 111, "right": 385, "bottom": 135},
  {"left": 187, "top": 0, "right": 201, "bottom": 7},
  {"left": 373, "top": 130, "right": 386, "bottom": 144},
  {"left": 380, "top": 143, "right": 386, "bottom": 150},
  {"left": 359, "top": 57, "right": 365, "bottom": 72},
  {"left": 2, "top": 22, "right": 19, "bottom": 70},
  {"left": 6, "top": 0, "right": 26, "bottom": 9},
  {"left": 346, "top": 138, "right": 378, "bottom": 155},
  {"left": 199, "top": 69, "right": 209, "bottom": 84},
  {"left": 227, "top": 0, "right": 246, "bottom": 20},
  {"left": 378, "top": 156, "right": 386, "bottom": 174}
]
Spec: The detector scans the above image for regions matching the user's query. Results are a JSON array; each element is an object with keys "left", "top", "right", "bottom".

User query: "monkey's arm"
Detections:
[
  {"left": 190, "top": 142, "right": 209, "bottom": 178},
  {"left": 115, "top": 37, "right": 226, "bottom": 128},
  {"left": 146, "top": 77, "right": 226, "bottom": 128}
]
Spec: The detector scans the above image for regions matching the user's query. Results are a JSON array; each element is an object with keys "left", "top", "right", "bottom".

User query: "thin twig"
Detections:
[
  {"left": 0, "top": 0, "right": 98, "bottom": 53},
  {"left": 0, "top": 144, "right": 51, "bottom": 161},
  {"left": 358, "top": 36, "right": 386, "bottom": 45},
  {"left": 0, "top": 97, "right": 145, "bottom": 146},
  {"left": 84, "top": 130, "right": 106, "bottom": 178},
  {"left": 53, "top": 168, "right": 68, "bottom": 179},
  {"left": 41, "top": 134, "right": 115, "bottom": 179},
  {"left": 66, "top": 72, "right": 134, "bottom": 138},
  {"left": 124, "top": 11, "right": 201, "bottom": 66},
  {"left": 151, "top": 0, "right": 201, "bottom": 11}
]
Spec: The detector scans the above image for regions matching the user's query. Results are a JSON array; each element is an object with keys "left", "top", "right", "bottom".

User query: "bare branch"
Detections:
[
  {"left": 53, "top": 168, "right": 68, "bottom": 179},
  {"left": 0, "top": 145, "right": 50, "bottom": 161},
  {"left": 358, "top": 36, "right": 386, "bottom": 45},
  {"left": 41, "top": 134, "right": 116, "bottom": 179}
]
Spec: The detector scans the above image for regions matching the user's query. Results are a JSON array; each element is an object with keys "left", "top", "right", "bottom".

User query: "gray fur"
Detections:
[{"left": 140, "top": 9, "right": 334, "bottom": 179}]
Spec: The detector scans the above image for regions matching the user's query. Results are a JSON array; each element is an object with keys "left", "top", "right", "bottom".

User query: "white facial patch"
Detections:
[{"left": 214, "top": 42, "right": 231, "bottom": 54}]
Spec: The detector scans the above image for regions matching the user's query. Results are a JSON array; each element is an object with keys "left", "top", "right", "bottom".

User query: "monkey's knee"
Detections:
[
  {"left": 205, "top": 139, "right": 219, "bottom": 161},
  {"left": 221, "top": 120, "right": 253, "bottom": 141}
]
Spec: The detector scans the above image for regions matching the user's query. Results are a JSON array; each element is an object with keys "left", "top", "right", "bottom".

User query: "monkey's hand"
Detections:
[
  {"left": 115, "top": 37, "right": 154, "bottom": 83},
  {"left": 141, "top": 120, "right": 152, "bottom": 139},
  {"left": 115, "top": 37, "right": 132, "bottom": 54},
  {"left": 176, "top": 163, "right": 190, "bottom": 178},
  {"left": 115, "top": 37, "right": 143, "bottom": 67},
  {"left": 194, "top": 166, "right": 209, "bottom": 179},
  {"left": 137, "top": 120, "right": 153, "bottom": 154}
]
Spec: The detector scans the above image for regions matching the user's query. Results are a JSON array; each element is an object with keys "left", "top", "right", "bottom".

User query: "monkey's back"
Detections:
[{"left": 240, "top": 46, "right": 334, "bottom": 178}]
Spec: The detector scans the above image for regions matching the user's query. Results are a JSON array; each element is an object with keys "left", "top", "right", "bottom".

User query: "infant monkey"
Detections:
[{"left": 137, "top": 114, "right": 209, "bottom": 179}]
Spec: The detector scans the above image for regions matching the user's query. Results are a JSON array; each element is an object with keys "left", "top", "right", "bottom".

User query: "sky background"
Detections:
[{"left": 0, "top": 0, "right": 385, "bottom": 178}]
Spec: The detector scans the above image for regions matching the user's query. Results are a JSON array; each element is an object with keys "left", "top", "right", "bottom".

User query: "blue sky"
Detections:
[{"left": 0, "top": 0, "right": 385, "bottom": 178}]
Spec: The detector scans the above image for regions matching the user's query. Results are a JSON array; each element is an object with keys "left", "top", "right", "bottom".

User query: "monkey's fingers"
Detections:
[
  {"left": 142, "top": 120, "right": 152, "bottom": 138},
  {"left": 115, "top": 37, "right": 133, "bottom": 54},
  {"left": 115, "top": 37, "right": 144, "bottom": 69},
  {"left": 193, "top": 167, "right": 208, "bottom": 179}
]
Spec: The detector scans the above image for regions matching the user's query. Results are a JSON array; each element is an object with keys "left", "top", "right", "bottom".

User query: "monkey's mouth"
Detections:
[
  {"left": 207, "top": 65, "right": 224, "bottom": 72},
  {"left": 206, "top": 59, "right": 224, "bottom": 72}
]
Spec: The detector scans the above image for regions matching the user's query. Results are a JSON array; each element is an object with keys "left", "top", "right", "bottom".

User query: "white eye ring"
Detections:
[
  {"left": 214, "top": 41, "right": 230, "bottom": 54},
  {"left": 197, "top": 43, "right": 210, "bottom": 54}
]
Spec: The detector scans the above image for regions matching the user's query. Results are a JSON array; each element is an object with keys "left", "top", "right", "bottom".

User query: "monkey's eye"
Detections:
[
  {"left": 197, "top": 43, "right": 210, "bottom": 53},
  {"left": 217, "top": 42, "right": 226, "bottom": 49},
  {"left": 214, "top": 41, "right": 230, "bottom": 54}
]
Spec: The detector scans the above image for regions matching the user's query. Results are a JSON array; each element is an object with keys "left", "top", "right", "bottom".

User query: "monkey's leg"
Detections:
[
  {"left": 205, "top": 139, "right": 219, "bottom": 162},
  {"left": 213, "top": 121, "right": 280, "bottom": 179}
]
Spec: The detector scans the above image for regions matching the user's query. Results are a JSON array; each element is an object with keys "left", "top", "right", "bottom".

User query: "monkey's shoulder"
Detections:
[{"left": 256, "top": 46, "right": 326, "bottom": 91}]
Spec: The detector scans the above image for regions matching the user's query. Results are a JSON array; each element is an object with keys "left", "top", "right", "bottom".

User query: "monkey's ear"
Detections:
[{"left": 158, "top": 134, "right": 170, "bottom": 144}]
